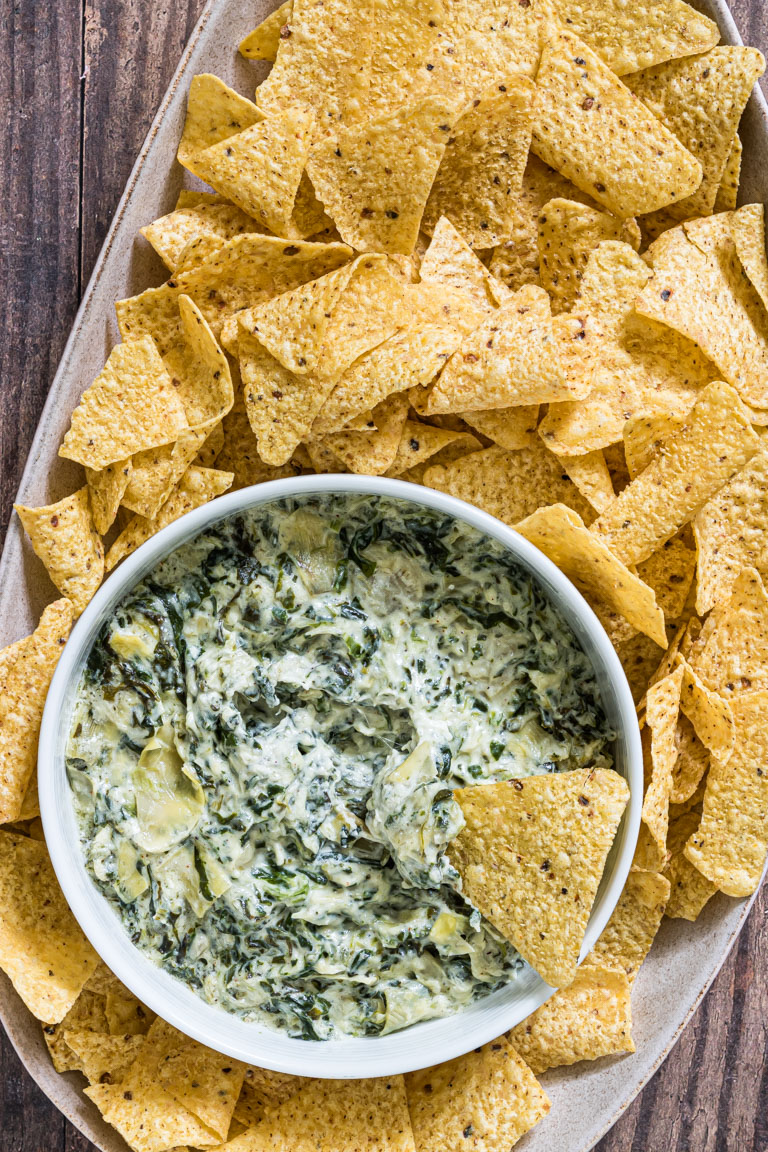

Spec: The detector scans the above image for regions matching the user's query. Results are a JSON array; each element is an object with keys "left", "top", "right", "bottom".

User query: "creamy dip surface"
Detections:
[{"left": 67, "top": 493, "right": 614, "bottom": 1040}]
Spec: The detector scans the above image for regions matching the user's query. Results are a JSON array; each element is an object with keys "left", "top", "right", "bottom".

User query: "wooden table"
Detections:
[{"left": 1, "top": 2, "right": 767, "bottom": 1148}]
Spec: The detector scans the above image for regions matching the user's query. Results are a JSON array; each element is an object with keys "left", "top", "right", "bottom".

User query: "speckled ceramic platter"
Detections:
[{"left": 0, "top": 2, "right": 766, "bottom": 1149}]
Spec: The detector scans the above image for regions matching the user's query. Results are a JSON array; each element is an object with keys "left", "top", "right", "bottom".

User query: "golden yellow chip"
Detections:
[
  {"left": 307, "top": 98, "right": 454, "bottom": 254},
  {"left": 195, "top": 420, "right": 225, "bottom": 468},
  {"left": 386, "top": 421, "right": 478, "bottom": 477},
  {"left": 587, "top": 869, "right": 670, "bottom": 984},
  {"left": 715, "top": 134, "right": 742, "bottom": 213},
  {"left": 551, "top": 0, "right": 719, "bottom": 76},
  {"left": 59, "top": 336, "right": 189, "bottom": 470},
  {"left": 408, "top": 19, "right": 542, "bottom": 110},
  {"left": 120, "top": 430, "right": 208, "bottom": 521},
  {"left": 559, "top": 450, "right": 615, "bottom": 514},
  {"left": 422, "top": 77, "right": 535, "bottom": 247},
  {"left": 255, "top": 0, "right": 374, "bottom": 138},
  {"left": 366, "top": 0, "right": 445, "bottom": 117},
  {"left": 623, "top": 410, "right": 686, "bottom": 479},
  {"left": 663, "top": 808, "right": 717, "bottom": 920},
  {"left": 141, "top": 203, "right": 258, "bottom": 273},
  {"left": 636, "top": 536, "right": 697, "bottom": 622},
  {"left": 508, "top": 963, "right": 635, "bottom": 1074},
  {"left": 177, "top": 74, "right": 263, "bottom": 168},
  {"left": 670, "top": 715, "right": 710, "bottom": 805},
  {"left": 105, "top": 466, "right": 233, "bottom": 571},
  {"left": 539, "top": 242, "right": 713, "bottom": 456},
  {"left": 731, "top": 202, "right": 768, "bottom": 313},
  {"left": 590, "top": 381, "right": 758, "bottom": 566},
  {"left": 321, "top": 393, "right": 409, "bottom": 475},
  {"left": 190, "top": 107, "right": 313, "bottom": 238},
  {"left": 424, "top": 443, "right": 594, "bottom": 528},
  {"left": 636, "top": 215, "right": 768, "bottom": 409},
  {"left": 626, "top": 49, "right": 764, "bottom": 229},
  {"left": 15, "top": 488, "right": 104, "bottom": 615},
  {"left": 489, "top": 155, "right": 597, "bottom": 291},
  {"left": 532, "top": 28, "right": 702, "bottom": 219},
  {"left": 537, "top": 198, "right": 641, "bottom": 314},
  {"left": 677, "top": 658, "right": 734, "bottom": 763},
  {"left": 86, "top": 459, "right": 132, "bottom": 536},
  {"left": 514, "top": 504, "right": 667, "bottom": 647},
  {"left": 419, "top": 216, "right": 509, "bottom": 313},
  {"left": 216, "top": 392, "right": 305, "bottom": 490},
  {"left": 405, "top": 1038, "right": 550, "bottom": 1152},
  {"left": 449, "top": 768, "right": 629, "bottom": 987},
  {"left": 426, "top": 285, "right": 586, "bottom": 414},
  {"left": 43, "top": 988, "right": 109, "bottom": 1073},
  {"left": 690, "top": 567, "right": 768, "bottom": 698},
  {"left": 0, "top": 831, "right": 99, "bottom": 1024},
  {"left": 236, "top": 1065, "right": 304, "bottom": 1125},
  {"left": 684, "top": 692, "right": 768, "bottom": 897},
  {"left": 105, "top": 987, "right": 156, "bottom": 1036},
  {"left": 239, "top": 0, "right": 291, "bottom": 61},
  {"left": 641, "top": 663, "right": 684, "bottom": 865},
  {"left": 65, "top": 1031, "right": 146, "bottom": 1085},
  {"left": 156, "top": 1030, "right": 246, "bottom": 1141},
  {"left": 460, "top": 405, "right": 539, "bottom": 452}
]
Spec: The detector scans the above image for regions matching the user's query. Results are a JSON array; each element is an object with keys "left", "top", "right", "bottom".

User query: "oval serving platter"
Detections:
[{"left": 0, "top": 1, "right": 766, "bottom": 1149}]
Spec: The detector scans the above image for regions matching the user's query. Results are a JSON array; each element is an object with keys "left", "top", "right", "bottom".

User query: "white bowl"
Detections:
[{"left": 39, "top": 475, "right": 642, "bottom": 1079}]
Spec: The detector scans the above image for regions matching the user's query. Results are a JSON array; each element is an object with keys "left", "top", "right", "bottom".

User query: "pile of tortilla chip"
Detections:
[{"left": 3, "top": 0, "right": 768, "bottom": 1146}]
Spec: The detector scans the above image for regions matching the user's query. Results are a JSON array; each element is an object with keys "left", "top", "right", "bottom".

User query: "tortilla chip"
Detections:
[
  {"left": 514, "top": 504, "right": 667, "bottom": 646},
  {"left": 0, "top": 831, "right": 99, "bottom": 1023},
  {"left": 255, "top": 0, "right": 374, "bottom": 137},
  {"left": 307, "top": 98, "right": 454, "bottom": 254},
  {"left": 626, "top": 49, "right": 764, "bottom": 230},
  {"left": 684, "top": 692, "right": 768, "bottom": 897},
  {"left": 216, "top": 392, "right": 306, "bottom": 489},
  {"left": 560, "top": 450, "right": 615, "bottom": 514},
  {"left": 714, "top": 134, "right": 742, "bottom": 213},
  {"left": 508, "top": 963, "right": 635, "bottom": 1073},
  {"left": 65, "top": 1031, "right": 146, "bottom": 1085},
  {"left": 59, "top": 336, "right": 188, "bottom": 470},
  {"left": 424, "top": 443, "right": 594, "bottom": 528},
  {"left": 613, "top": 632, "right": 663, "bottom": 704},
  {"left": 551, "top": 0, "right": 719, "bottom": 77},
  {"left": 587, "top": 868, "right": 670, "bottom": 984},
  {"left": 663, "top": 808, "right": 717, "bottom": 920},
  {"left": 678, "top": 657, "right": 734, "bottom": 763},
  {"left": 422, "top": 77, "right": 535, "bottom": 247},
  {"left": 236, "top": 1066, "right": 304, "bottom": 1123},
  {"left": 623, "top": 410, "right": 686, "bottom": 479},
  {"left": 116, "top": 235, "right": 353, "bottom": 369},
  {"left": 399, "top": 434, "right": 483, "bottom": 484},
  {"left": 194, "top": 420, "right": 225, "bottom": 468},
  {"left": 120, "top": 430, "right": 208, "bottom": 521},
  {"left": 671, "top": 714, "right": 710, "bottom": 805},
  {"left": 105, "top": 989, "right": 156, "bottom": 1036},
  {"left": 537, "top": 198, "right": 641, "bottom": 314},
  {"left": 636, "top": 536, "right": 697, "bottom": 622},
  {"left": 691, "top": 568, "right": 768, "bottom": 699},
  {"left": 539, "top": 242, "right": 714, "bottom": 455},
  {"left": 239, "top": 0, "right": 291, "bottom": 61},
  {"left": 177, "top": 74, "right": 263, "bottom": 168},
  {"left": 43, "top": 988, "right": 109, "bottom": 1073},
  {"left": 141, "top": 203, "right": 259, "bottom": 273},
  {"left": 636, "top": 215, "right": 768, "bottom": 409},
  {"left": 157, "top": 1037, "right": 246, "bottom": 1140},
  {"left": 419, "top": 216, "right": 510, "bottom": 313},
  {"left": 386, "top": 421, "right": 478, "bottom": 476},
  {"left": 321, "top": 393, "right": 409, "bottom": 475},
  {"left": 15, "top": 488, "right": 104, "bottom": 615},
  {"left": 366, "top": 0, "right": 446, "bottom": 118},
  {"left": 460, "top": 405, "right": 539, "bottom": 452},
  {"left": 641, "top": 663, "right": 684, "bottom": 865},
  {"left": 449, "top": 768, "right": 629, "bottom": 987},
  {"left": 86, "top": 459, "right": 132, "bottom": 536},
  {"left": 732, "top": 202, "right": 768, "bottom": 313},
  {"left": 106, "top": 466, "right": 233, "bottom": 571},
  {"left": 490, "top": 154, "right": 597, "bottom": 291},
  {"left": 426, "top": 285, "right": 585, "bottom": 413},
  {"left": 190, "top": 107, "right": 313, "bottom": 237},
  {"left": 405, "top": 1038, "right": 550, "bottom": 1152},
  {"left": 531, "top": 28, "right": 702, "bottom": 219},
  {"left": 590, "top": 381, "right": 758, "bottom": 566}
]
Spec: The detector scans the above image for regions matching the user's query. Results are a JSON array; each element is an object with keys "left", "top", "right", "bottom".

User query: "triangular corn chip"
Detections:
[
  {"left": 663, "top": 808, "right": 717, "bottom": 920},
  {"left": 532, "top": 28, "right": 702, "bottom": 219},
  {"left": 449, "top": 769, "right": 629, "bottom": 987},
  {"left": 239, "top": 0, "right": 291, "bottom": 61},
  {"left": 155, "top": 1032, "right": 246, "bottom": 1141},
  {"left": 120, "top": 428, "right": 208, "bottom": 521},
  {"left": 420, "top": 216, "right": 510, "bottom": 313},
  {"left": 408, "top": 19, "right": 542, "bottom": 109},
  {"left": 321, "top": 393, "right": 409, "bottom": 474},
  {"left": 460, "top": 405, "right": 538, "bottom": 451},
  {"left": 537, "top": 198, "right": 641, "bottom": 314},
  {"left": 587, "top": 868, "right": 670, "bottom": 984},
  {"left": 85, "top": 459, "right": 132, "bottom": 536},
  {"left": 177, "top": 74, "right": 262, "bottom": 168},
  {"left": 560, "top": 450, "right": 615, "bottom": 514},
  {"left": 635, "top": 215, "right": 768, "bottom": 408},
  {"left": 590, "top": 381, "right": 758, "bottom": 566},
  {"left": 64, "top": 1031, "right": 146, "bottom": 1086},
  {"left": 366, "top": 0, "right": 445, "bottom": 117},
  {"left": 0, "top": 600, "right": 72, "bottom": 823},
  {"left": 422, "top": 77, "right": 535, "bottom": 247},
  {"left": 677, "top": 657, "right": 734, "bottom": 763},
  {"left": 627, "top": 48, "right": 764, "bottom": 232},
  {"left": 191, "top": 107, "right": 314, "bottom": 237},
  {"left": 636, "top": 536, "right": 697, "bottom": 622},
  {"left": 623, "top": 410, "right": 686, "bottom": 479},
  {"left": 307, "top": 98, "right": 455, "bottom": 253},
  {"left": 141, "top": 202, "right": 258, "bottom": 272},
  {"left": 670, "top": 715, "right": 710, "bottom": 805},
  {"left": 684, "top": 692, "right": 768, "bottom": 897},
  {"left": 43, "top": 988, "right": 110, "bottom": 1073},
  {"left": 514, "top": 503, "right": 667, "bottom": 646},
  {"left": 508, "top": 963, "right": 634, "bottom": 1073},
  {"left": 386, "top": 420, "right": 476, "bottom": 476},
  {"left": 59, "top": 336, "right": 189, "bottom": 470},
  {"left": 175, "top": 294, "right": 235, "bottom": 427},
  {"left": 15, "top": 488, "right": 104, "bottom": 615},
  {"left": 731, "top": 202, "right": 768, "bottom": 311},
  {"left": 0, "top": 831, "right": 99, "bottom": 1023},
  {"left": 691, "top": 568, "right": 768, "bottom": 697},
  {"left": 405, "top": 1038, "right": 550, "bottom": 1151},
  {"left": 642, "top": 664, "right": 684, "bottom": 864},
  {"left": 551, "top": 0, "right": 719, "bottom": 76}
]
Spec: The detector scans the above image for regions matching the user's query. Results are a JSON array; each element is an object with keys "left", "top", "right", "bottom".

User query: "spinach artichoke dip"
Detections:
[{"left": 67, "top": 494, "right": 614, "bottom": 1040}]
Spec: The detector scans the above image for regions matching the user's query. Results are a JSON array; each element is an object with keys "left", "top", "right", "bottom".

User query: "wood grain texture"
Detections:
[{"left": 0, "top": 1, "right": 766, "bottom": 1150}]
